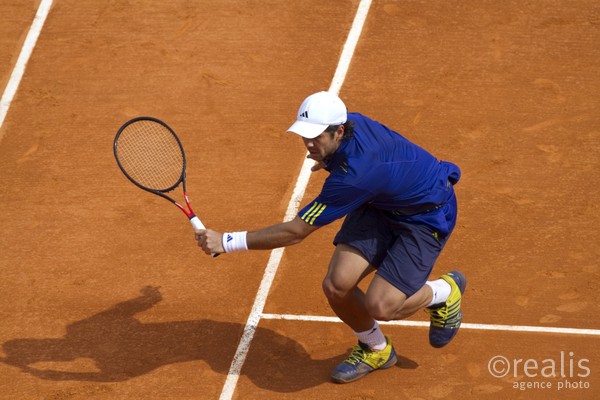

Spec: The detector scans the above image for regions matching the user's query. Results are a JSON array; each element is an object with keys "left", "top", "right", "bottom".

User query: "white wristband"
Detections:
[{"left": 222, "top": 231, "right": 248, "bottom": 253}]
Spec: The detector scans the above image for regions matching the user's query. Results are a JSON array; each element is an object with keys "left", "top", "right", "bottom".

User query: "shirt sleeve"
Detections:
[{"left": 297, "top": 178, "right": 375, "bottom": 226}]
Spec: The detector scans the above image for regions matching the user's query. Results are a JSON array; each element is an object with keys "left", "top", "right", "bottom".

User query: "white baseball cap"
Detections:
[{"left": 287, "top": 91, "right": 347, "bottom": 139}]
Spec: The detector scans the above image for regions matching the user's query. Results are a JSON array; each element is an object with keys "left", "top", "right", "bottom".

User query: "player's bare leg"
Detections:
[
  {"left": 322, "top": 244, "right": 375, "bottom": 332},
  {"left": 365, "top": 276, "right": 432, "bottom": 321},
  {"left": 365, "top": 270, "right": 467, "bottom": 348},
  {"left": 322, "top": 244, "right": 398, "bottom": 383}
]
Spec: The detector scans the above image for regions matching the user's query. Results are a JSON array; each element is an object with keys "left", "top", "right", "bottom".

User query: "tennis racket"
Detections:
[{"left": 114, "top": 116, "right": 217, "bottom": 255}]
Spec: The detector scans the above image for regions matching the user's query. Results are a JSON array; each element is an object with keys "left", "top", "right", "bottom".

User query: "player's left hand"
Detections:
[
  {"left": 195, "top": 229, "right": 225, "bottom": 255},
  {"left": 310, "top": 159, "right": 326, "bottom": 172}
]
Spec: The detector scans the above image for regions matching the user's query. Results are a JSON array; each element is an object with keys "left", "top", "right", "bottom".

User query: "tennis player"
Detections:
[{"left": 196, "top": 91, "right": 466, "bottom": 383}]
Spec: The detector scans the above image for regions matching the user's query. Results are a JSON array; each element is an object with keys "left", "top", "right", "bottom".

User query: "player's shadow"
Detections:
[{"left": 0, "top": 286, "right": 418, "bottom": 392}]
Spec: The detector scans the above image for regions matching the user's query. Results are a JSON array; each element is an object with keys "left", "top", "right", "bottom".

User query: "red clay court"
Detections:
[{"left": 1, "top": 1, "right": 599, "bottom": 399}]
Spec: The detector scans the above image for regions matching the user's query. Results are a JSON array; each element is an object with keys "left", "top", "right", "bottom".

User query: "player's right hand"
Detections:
[{"left": 195, "top": 229, "right": 225, "bottom": 255}]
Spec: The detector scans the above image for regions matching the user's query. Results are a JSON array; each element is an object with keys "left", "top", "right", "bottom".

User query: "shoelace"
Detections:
[
  {"left": 427, "top": 300, "right": 461, "bottom": 328},
  {"left": 344, "top": 345, "right": 368, "bottom": 365}
]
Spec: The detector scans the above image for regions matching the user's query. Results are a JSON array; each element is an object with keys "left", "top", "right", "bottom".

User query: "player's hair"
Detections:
[{"left": 325, "top": 120, "right": 355, "bottom": 140}]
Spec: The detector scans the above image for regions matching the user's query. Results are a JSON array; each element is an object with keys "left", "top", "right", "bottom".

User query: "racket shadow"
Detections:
[{"left": 0, "top": 286, "right": 419, "bottom": 392}]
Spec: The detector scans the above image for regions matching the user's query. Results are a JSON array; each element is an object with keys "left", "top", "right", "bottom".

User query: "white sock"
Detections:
[
  {"left": 425, "top": 279, "right": 452, "bottom": 307},
  {"left": 355, "top": 321, "right": 387, "bottom": 350}
]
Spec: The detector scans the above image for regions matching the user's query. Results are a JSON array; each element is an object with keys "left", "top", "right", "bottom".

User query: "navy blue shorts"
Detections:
[{"left": 333, "top": 203, "right": 455, "bottom": 297}]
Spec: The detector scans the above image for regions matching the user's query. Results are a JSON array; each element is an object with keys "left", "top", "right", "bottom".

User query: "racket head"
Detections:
[{"left": 114, "top": 116, "right": 186, "bottom": 193}]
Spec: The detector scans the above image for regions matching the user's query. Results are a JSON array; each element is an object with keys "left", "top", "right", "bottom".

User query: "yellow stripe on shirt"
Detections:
[
  {"left": 301, "top": 202, "right": 327, "bottom": 225},
  {"left": 301, "top": 202, "right": 320, "bottom": 221},
  {"left": 308, "top": 203, "right": 327, "bottom": 225}
]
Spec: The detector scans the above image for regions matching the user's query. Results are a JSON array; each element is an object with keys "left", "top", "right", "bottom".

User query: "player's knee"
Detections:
[
  {"left": 322, "top": 277, "right": 350, "bottom": 304},
  {"left": 365, "top": 297, "right": 406, "bottom": 321},
  {"left": 365, "top": 299, "right": 392, "bottom": 321}
]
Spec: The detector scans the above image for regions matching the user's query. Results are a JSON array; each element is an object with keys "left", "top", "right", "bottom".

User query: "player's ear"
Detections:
[{"left": 335, "top": 124, "right": 345, "bottom": 140}]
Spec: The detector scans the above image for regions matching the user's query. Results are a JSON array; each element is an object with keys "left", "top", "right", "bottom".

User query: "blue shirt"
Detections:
[{"left": 298, "top": 112, "right": 461, "bottom": 234}]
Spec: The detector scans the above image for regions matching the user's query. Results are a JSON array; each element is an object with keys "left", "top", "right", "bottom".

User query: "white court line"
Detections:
[
  {"left": 218, "top": 1, "right": 372, "bottom": 399},
  {"left": 262, "top": 313, "right": 600, "bottom": 337},
  {"left": 0, "top": 0, "right": 53, "bottom": 138}
]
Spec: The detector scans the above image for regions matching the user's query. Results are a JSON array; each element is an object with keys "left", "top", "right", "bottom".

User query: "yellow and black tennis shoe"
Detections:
[
  {"left": 331, "top": 336, "right": 397, "bottom": 383},
  {"left": 426, "top": 270, "right": 467, "bottom": 348}
]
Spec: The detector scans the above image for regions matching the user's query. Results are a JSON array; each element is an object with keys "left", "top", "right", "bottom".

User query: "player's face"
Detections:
[{"left": 302, "top": 126, "right": 344, "bottom": 162}]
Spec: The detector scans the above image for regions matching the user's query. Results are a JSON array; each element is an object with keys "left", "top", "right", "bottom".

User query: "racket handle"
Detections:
[
  {"left": 190, "top": 216, "right": 220, "bottom": 258},
  {"left": 190, "top": 216, "right": 206, "bottom": 230}
]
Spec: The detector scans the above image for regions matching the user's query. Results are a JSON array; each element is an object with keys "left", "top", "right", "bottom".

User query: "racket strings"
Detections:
[{"left": 116, "top": 120, "right": 184, "bottom": 191}]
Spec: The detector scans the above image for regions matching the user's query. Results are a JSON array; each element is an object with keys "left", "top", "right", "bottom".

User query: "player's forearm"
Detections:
[
  {"left": 247, "top": 218, "right": 317, "bottom": 250},
  {"left": 247, "top": 223, "right": 304, "bottom": 249}
]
